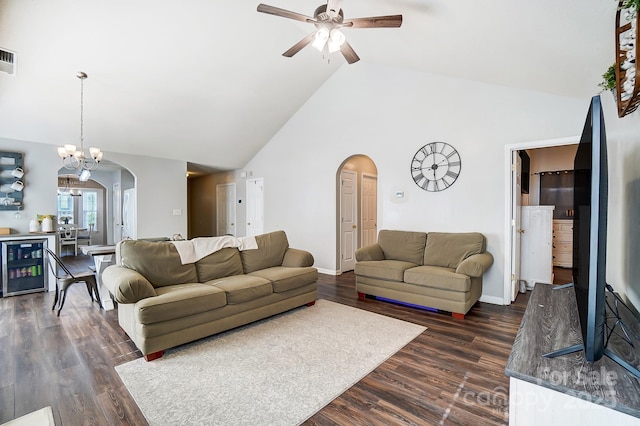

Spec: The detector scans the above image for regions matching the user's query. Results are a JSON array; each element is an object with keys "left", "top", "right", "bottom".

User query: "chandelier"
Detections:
[
  {"left": 57, "top": 176, "right": 82, "bottom": 197},
  {"left": 57, "top": 71, "right": 103, "bottom": 177}
]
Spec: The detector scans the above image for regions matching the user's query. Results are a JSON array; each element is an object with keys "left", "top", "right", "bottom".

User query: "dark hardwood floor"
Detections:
[
  {"left": 0, "top": 255, "right": 530, "bottom": 425},
  {"left": 553, "top": 266, "right": 573, "bottom": 285}
]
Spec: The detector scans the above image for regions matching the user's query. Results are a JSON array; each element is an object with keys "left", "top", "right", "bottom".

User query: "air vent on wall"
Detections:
[{"left": 0, "top": 49, "right": 16, "bottom": 75}]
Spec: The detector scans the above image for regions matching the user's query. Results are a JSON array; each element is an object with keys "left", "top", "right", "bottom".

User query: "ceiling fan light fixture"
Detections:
[
  {"left": 327, "top": 29, "right": 345, "bottom": 53},
  {"left": 312, "top": 27, "right": 330, "bottom": 51}
]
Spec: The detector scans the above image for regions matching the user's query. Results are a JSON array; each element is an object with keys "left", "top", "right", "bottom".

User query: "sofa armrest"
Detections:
[
  {"left": 282, "top": 248, "right": 314, "bottom": 267},
  {"left": 455, "top": 252, "right": 494, "bottom": 277},
  {"left": 355, "top": 244, "right": 385, "bottom": 262},
  {"left": 102, "top": 265, "right": 157, "bottom": 304}
]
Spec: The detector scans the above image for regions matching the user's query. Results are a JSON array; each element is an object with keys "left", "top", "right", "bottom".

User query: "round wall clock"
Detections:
[{"left": 410, "top": 142, "right": 461, "bottom": 192}]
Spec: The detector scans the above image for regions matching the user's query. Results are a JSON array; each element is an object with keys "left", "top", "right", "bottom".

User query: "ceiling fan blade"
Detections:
[
  {"left": 282, "top": 32, "right": 316, "bottom": 57},
  {"left": 340, "top": 41, "right": 360, "bottom": 64},
  {"left": 343, "top": 15, "right": 403, "bottom": 28},
  {"left": 257, "top": 4, "right": 314, "bottom": 23}
]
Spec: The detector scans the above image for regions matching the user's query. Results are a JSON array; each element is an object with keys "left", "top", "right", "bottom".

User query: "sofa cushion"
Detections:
[
  {"left": 424, "top": 232, "right": 486, "bottom": 269},
  {"left": 240, "top": 231, "right": 289, "bottom": 274},
  {"left": 196, "top": 247, "right": 244, "bottom": 282},
  {"left": 249, "top": 267, "right": 318, "bottom": 293},
  {"left": 355, "top": 260, "right": 419, "bottom": 282},
  {"left": 404, "top": 265, "right": 471, "bottom": 292},
  {"left": 208, "top": 275, "right": 273, "bottom": 304},
  {"left": 378, "top": 230, "right": 427, "bottom": 265},
  {"left": 118, "top": 240, "right": 198, "bottom": 287},
  {"left": 136, "top": 283, "right": 227, "bottom": 325}
]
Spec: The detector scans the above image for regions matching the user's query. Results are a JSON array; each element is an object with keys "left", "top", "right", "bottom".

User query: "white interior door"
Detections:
[
  {"left": 340, "top": 169, "right": 357, "bottom": 273},
  {"left": 122, "top": 188, "right": 136, "bottom": 240},
  {"left": 246, "top": 178, "right": 264, "bottom": 237},
  {"left": 113, "top": 182, "right": 122, "bottom": 244},
  {"left": 216, "top": 183, "right": 236, "bottom": 236},
  {"left": 511, "top": 151, "right": 523, "bottom": 301},
  {"left": 361, "top": 173, "right": 377, "bottom": 247}
]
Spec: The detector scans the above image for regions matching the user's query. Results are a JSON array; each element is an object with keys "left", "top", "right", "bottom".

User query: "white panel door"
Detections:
[
  {"left": 246, "top": 178, "right": 264, "bottom": 237},
  {"left": 113, "top": 182, "right": 122, "bottom": 244},
  {"left": 361, "top": 173, "right": 377, "bottom": 247},
  {"left": 122, "top": 188, "right": 137, "bottom": 240},
  {"left": 340, "top": 169, "right": 357, "bottom": 273},
  {"left": 511, "top": 151, "right": 522, "bottom": 301},
  {"left": 216, "top": 183, "right": 236, "bottom": 236}
]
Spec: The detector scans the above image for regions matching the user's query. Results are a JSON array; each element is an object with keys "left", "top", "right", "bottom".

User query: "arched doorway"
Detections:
[
  {"left": 57, "top": 160, "right": 135, "bottom": 245},
  {"left": 336, "top": 155, "right": 378, "bottom": 274}
]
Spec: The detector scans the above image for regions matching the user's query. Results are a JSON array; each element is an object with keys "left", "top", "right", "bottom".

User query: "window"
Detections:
[
  {"left": 57, "top": 194, "right": 74, "bottom": 223},
  {"left": 83, "top": 191, "right": 98, "bottom": 228}
]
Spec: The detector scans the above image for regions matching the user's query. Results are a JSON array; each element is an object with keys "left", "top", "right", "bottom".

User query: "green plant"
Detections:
[
  {"left": 623, "top": 0, "right": 640, "bottom": 11},
  {"left": 598, "top": 64, "right": 617, "bottom": 92}
]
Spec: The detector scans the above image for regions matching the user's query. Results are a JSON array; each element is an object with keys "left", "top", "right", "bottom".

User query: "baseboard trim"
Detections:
[
  {"left": 479, "top": 294, "right": 506, "bottom": 305},
  {"left": 317, "top": 268, "right": 338, "bottom": 275}
]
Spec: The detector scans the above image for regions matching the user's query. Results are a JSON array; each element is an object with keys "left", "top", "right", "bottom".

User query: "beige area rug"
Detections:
[{"left": 116, "top": 299, "right": 426, "bottom": 425}]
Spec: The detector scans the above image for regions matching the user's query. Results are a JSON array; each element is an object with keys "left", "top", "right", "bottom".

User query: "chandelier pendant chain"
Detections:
[
  {"left": 56, "top": 71, "right": 103, "bottom": 179},
  {"left": 79, "top": 71, "right": 85, "bottom": 155}
]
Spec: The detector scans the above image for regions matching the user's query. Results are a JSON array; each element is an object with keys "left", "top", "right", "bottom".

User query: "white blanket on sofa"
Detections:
[{"left": 170, "top": 236, "right": 258, "bottom": 264}]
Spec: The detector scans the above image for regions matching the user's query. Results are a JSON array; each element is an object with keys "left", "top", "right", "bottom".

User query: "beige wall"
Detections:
[
  {"left": 526, "top": 144, "right": 579, "bottom": 205},
  {"left": 188, "top": 171, "right": 235, "bottom": 238}
]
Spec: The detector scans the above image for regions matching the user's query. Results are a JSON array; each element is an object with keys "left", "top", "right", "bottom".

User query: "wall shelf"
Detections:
[
  {"left": 0, "top": 151, "right": 24, "bottom": 211},
  {"left": 615, "top": 1, "right": 640, "bottom": 117}
]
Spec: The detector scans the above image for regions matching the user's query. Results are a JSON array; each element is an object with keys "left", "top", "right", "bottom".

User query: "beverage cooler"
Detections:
[{"left": 1, "top": 239, "right": 48, "bottom": 297}]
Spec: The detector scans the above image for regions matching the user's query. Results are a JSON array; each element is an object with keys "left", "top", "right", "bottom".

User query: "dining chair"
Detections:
[
  {"left": 45, "top": 247, "right": 102, "bottom": 316},
  {"left": 77, "top": 223, "right": 94, "bottom": 247},
  {"left": 59, "top": 227, "right": 78, "bottom": 256}
]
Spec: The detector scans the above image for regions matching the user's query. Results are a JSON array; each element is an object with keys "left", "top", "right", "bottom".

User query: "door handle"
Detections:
[
  {"left": 517, "top": 229, "right": 525, "bottom": 234},
  {"left": 247, "top": 222, "right": 251, "bottom": 226},
  {"left": 352, "top": 225, "right": 357, "bottom": 229}
]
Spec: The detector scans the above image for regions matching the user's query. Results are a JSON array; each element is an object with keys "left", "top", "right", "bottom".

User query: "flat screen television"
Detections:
[
  {"left": 545, "top": 96, "right": 640, "bottom": 378},
  {"left": 572, "top": 94, "right": 608, "bottom": 362}
]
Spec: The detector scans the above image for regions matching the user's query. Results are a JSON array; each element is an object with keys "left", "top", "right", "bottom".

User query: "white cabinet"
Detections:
[
  {"left": 552, "top": 219, "right": 573, "bottom": 267},
  {"left": 520, "top": 206, "right": 554, "bottom": 288}
]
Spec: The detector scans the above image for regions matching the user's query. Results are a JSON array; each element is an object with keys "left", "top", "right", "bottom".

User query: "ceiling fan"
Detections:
[{"left": 257, "top": 0, "right": 403, "bottom": 64}]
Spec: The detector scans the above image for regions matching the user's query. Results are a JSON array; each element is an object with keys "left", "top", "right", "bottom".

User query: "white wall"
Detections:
[
  {"left": 240, "top": 63, "right": 588, "bottom": 302},
  {"left": 0, "top": 138, "right": 187, "bottom": 239},
  {"left": 601, "top": 94, "right": 640, "bottom": 311}
]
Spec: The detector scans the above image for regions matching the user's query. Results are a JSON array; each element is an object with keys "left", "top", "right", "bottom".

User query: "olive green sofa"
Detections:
[
  {"left": 354, "top": 230, "right": 493, "bottom": 318},
  {"left": 102, "top": 230, "right": 317, "bottom": 360}
]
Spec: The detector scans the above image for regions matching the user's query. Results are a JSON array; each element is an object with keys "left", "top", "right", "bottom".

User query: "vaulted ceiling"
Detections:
[{"left": 0, "top": 0, "right": 617, "bottom": 173}]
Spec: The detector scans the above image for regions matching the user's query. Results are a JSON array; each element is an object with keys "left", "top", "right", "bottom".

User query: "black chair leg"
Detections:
[
  {"left": 92, "top": 282, "right": 102, "bottom": 308},
  {"left": 52, "top": 284, "right": 60, "bottom": 311},
  {"left": 85, "top": 282, "right": 94, "bottom": 301},
  {"left": 57, "top": 289, "right": 69, "bottom": 317}
]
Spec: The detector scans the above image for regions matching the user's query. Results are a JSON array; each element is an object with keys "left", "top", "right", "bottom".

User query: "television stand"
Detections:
[
  {"left": 541, "top": 284, "right": 640, "bottom": 379},
  {"left": 505, "top": 282, "right": 640, "bottom": 424}
]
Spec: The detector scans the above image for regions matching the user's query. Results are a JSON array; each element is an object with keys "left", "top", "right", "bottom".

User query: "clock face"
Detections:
[{"left": 411, "top": 142, "right": 461, "bottom": 192}]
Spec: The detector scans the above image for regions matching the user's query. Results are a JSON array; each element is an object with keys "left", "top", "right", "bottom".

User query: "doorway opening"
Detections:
[
  {"left": 505, "top": 136, "right": 579, "bottom": 304},
  {"left": 336, "top": 155, "right": 378, "bottom": 274},
  {"left": 58, "top": 160, "right": 135, "bottom": 246}
]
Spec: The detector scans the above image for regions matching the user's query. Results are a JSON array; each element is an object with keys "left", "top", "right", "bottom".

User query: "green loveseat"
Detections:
[
  {"left": 102, "top": 230, "right": 317, "bottom": 360},
  {"left": 355, "top": 230, "right": 493, "bottom": 318}
]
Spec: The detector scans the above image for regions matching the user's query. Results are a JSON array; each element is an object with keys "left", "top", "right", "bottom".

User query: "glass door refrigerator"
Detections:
[{"left": 1, "top": 239, "right": 48, "bottom": 297}]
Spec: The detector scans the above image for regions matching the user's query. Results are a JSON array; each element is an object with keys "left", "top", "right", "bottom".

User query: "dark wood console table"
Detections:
[{"left": 505, "top": 282, "right": 640, "bottom": 425}]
